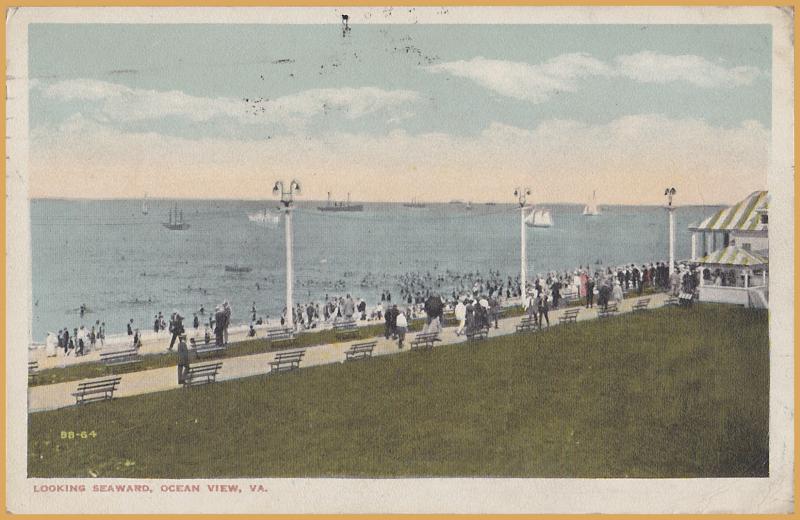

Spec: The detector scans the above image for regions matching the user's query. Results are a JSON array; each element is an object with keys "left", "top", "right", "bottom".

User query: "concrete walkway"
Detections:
[{"left": 28, "top": 293, "right": 669, "bottom": 413}]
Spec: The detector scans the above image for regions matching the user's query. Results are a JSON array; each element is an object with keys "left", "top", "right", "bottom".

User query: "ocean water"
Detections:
[{"left": 30, "top": 199, "right": 719, "bottom": 342}]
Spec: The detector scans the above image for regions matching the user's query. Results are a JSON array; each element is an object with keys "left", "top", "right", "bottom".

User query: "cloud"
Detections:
[
  {"left": 426, "top": 54, "right": 612, "bottom": 103},
  {"left": 615, "top": 51, "right": 763, "bottom": 87},
  {"left": 427, "top": 52, "right": 762, "bottom": 102},
  {"left": 30, "top": 113, "right": 768, "bottom": 206},
  {"left": 267, "top": 87, "right": 420, "bottom": 121},
  {"left": 41, "top": 79, "right": 420, "bottom": 126},
  {"left": 43, "top": 79, "right": 245, "bottom": 122}
]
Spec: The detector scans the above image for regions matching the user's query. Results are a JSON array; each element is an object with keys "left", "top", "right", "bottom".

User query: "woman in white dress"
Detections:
[
  {"left": 612, "top": 280, "right": 624, "bottom": 303},
  {"left": 45, "top": 331, "right": 57, "bottom": 357}
]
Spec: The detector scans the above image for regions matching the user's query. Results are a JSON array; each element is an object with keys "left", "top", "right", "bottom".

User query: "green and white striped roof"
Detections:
[
  {"left": 696, "top": 245, "right": 768, "bottom": 266},
  {"left": 689, "top": 191, "right": 768, "bottom": 232}
]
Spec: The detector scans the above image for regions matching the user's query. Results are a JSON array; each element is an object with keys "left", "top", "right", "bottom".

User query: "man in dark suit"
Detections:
[
  {"left": 586, "top": 277, "right": 595, "bottom": 308},
  {"left": 214, "top": 306, "right": 226, "bottom": 346},
  {"left": 384, "top": 305, "right": 398, "bottom": 339},
  {"left": 168, "top": 312, "right": 184, "bottom": 351}
]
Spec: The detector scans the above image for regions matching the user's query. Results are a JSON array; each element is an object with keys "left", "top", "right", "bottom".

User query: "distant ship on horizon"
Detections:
[
  {"left": 403, "top": 198, "right": 426, "bottom": 208},
  {"left": 163, "top": 203, "right": 190, "bottom": 230},
  {"left": 318, "top": 192, "right": 363, "bottom": 212}
]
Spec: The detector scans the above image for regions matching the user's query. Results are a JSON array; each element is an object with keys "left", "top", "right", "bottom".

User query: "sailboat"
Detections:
[
  {"left": 525, "top": 208, "right": 554, "bottom": 228},
  {"left": 162, "top": 203, "right": 190, "bottom": 230},
  {"left": 141, "top": 194, "right": 149, "bottom": 215},
  {"left": 318, "top": 192, "right": 364, "bottom": 212},
  {"left": 583, "top": 190, "right": 601, "bottom": 216}
]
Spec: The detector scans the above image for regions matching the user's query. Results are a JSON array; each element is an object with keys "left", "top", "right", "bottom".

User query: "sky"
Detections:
[{"left": 28, "top": 22, "right": 772, "bottom": 205}]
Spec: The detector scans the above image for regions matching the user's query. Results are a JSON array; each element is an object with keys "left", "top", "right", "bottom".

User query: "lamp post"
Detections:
[
  {"left": 514, "top": 187, "right": 531, "bottom": 298},
  {"left": 665, "top": 187, "right": 677, "bottom": 275},
  {"left": 273, "top": 179, "right": 301, "bottom": 330}
]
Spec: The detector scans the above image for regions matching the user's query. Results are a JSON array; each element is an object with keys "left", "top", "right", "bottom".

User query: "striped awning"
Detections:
[
  {"left": 696, "top": 246, "right": 768, "bottom": 266},
  {"left": 689, "top": 191, "right": 768, "bottom": 232}
]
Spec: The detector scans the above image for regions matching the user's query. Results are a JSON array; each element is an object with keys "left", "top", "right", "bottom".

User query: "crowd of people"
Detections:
[
  {"left": 47, "top": 321, "right": 107, "bottom": 358},
  {"left": 41, "top": 260, "right": 707, "bottom": 359}
]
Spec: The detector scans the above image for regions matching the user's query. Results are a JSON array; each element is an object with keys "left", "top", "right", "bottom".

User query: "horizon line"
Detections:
[{"left": 29, "top": 196, "right": 737, "bottom": 208}]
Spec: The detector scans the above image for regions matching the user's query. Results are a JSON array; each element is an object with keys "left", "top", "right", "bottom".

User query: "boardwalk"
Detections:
[{"left": 28, "top": 293, "right": 668, "bottom": 413}]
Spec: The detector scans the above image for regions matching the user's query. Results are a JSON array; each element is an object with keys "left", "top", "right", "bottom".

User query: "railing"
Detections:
[{"left": 699, "top": 285, "right": 768, "bottom": 307}]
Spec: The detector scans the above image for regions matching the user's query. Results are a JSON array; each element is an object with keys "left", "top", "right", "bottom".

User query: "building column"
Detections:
[{"left": 691, "top": 232, "right": 698, "bottom": 261}]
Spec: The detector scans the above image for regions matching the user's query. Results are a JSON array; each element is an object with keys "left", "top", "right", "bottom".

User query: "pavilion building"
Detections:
[{"left": 688, "top": 190, "right": 769, "bottom": 308}]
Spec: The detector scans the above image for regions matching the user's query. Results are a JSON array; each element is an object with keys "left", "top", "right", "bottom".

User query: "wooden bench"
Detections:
[
  {"left": 558, "top": 308, "right": 580, "bottom": 324},
  {"left": 561, "top": 290, "right": 580, "bottom": 304},
  {"left": 515, "top": 315, "right": 538, "bottom": 333},
  {"left": 266, "top": 327, "right": 295, "bottom": 347},
  {"left": 183, "top": 362, "right": 223, "bottom": 387},
  {"left": 442, "top": 309, "right": 456, "bottom": 326},
  {"left": 269, "top": 349, "right": 305, "bottom": 374},
  {"left": 344, "top": 341, "right": 376, "bottom": 361},
  {"left": 189, "top": 338, "right": 226, "bottom": 358},
  {"left": 597, "top": 302, "right": 619, "bottom": 318},
  {"left": 410, "top": 332, "right": 441, "bottom": 351},
  {"left": 28, "top": 361, "right": 39, "bottom": 383},
  {"left": 664, "top": 295, "right": 680, "bottom": 306},
  {"left": 333, "top": 320, "right": 359, "bottom": 340},
  {"left": 466, "top": 326, "right": 489, "bottom": 341},
  {"left": 71, "top": 376, "right": 122, "bottom": 405},
  {"left": 598, "top": 303, "right": 619, "bottom": 319},
  {"left": 633, "top": 298, "right": 651, "bottom": 311},
  {"left": 100, "top": 348, "right": 142, "bottom": 369}
]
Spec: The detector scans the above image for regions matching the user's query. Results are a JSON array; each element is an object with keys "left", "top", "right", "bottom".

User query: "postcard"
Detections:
[{"left": 5, "top": 5, "right": 794, "bottom": 514}]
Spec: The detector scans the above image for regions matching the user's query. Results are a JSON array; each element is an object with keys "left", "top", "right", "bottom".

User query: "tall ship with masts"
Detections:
[
  {"left": 163, "top": 203, "right": 190, "bottom": 230},
  {"left": 583, "top": 190, "right": 601, "bottom": 216},
  {"left": 318, "top": 192, "right": 364, "bottom": 212}
]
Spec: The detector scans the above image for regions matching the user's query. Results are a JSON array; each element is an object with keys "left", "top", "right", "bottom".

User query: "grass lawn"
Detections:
[{"left": 28, "top": 304, "right": 768, "bottom": 478}]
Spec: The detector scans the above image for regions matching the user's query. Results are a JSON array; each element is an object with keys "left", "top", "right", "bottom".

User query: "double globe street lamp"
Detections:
[
  {"left": 514, "top": 187, "right": 532, "bottom": 298},
  {"left": 273, "top": 179, "right": 302, "bottom": 330},
  {"left": 664, "top": 187, "right": 677, "bottom": 275}
]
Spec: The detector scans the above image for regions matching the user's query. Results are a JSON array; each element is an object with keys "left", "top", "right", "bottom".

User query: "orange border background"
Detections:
[{"left": 1, "top": 2, "right": 795, "bottom": 518}]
